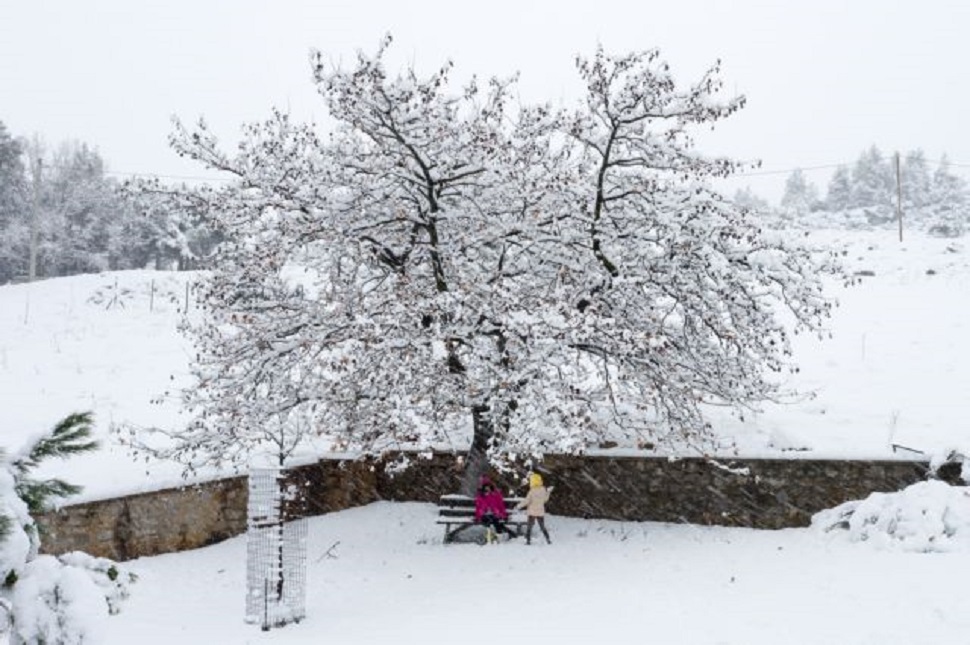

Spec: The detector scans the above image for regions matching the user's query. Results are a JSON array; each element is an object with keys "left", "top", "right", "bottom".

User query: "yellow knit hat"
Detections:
[{"left": 529, "top": 473, "right": 543, "bottom": 488}]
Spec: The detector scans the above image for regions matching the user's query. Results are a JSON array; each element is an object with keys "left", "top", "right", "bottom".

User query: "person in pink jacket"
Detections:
[
  {"left": 517, "top": 473, "right": 553, "bottom": 545},
  {"left": 474, "top": 476, "right": 518, "bottom": 541}
]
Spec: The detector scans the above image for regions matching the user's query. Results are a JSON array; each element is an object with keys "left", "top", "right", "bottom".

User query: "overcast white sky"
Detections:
[{"left": 2, "top": 0, "right": 968, "bottom": 202}]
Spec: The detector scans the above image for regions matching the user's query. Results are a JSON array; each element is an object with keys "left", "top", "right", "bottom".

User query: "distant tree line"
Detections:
[
  {"left": 0, "top": 120, "right": 219, "bottom": 285},
  {"left": 764, "top": 145, "right": 969, "bottom": 236}
]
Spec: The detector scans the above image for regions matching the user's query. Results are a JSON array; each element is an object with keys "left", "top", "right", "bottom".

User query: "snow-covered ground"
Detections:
[{"left": 105, "top": 500, "right": 970, "bottom": 644}]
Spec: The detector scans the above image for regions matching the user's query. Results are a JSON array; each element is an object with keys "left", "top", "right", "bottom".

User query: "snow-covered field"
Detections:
[
  {"left": 3, "top": 228, "right": 970, "bottom": 643},
  {"left": 0, "top": 270, "right": 204, "bottom": 500},
  {"left": 709, "top": 228, "right": 970, "bottom": 461},
  {"left": 107, "top": 500, "right": 970, "bottom": 644}
]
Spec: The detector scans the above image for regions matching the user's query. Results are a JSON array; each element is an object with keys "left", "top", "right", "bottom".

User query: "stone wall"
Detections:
[
  {"left": 35, "top": 460, "right": 386, "bottom": 561},
  {"left": 539, "top": 455, "right": 931, "bottom": 528},
  {"left": 37, "top": 477, "right": 249, "bottom": 561},
  {"left": 37, "top": 454, "right": 933, "bottom": 560},
  {"left": 361, "top": 454, "right": 931, "bottom": 529}
]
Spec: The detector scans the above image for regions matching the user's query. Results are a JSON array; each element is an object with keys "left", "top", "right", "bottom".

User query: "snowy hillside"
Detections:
[
  {"left": 0, "top": 270, "right": 202, "bottom": 500},
  {"left": 709, "top": 228, "right": 970, "bottom": 460},
  {"left": 1, "top": 229, "right": 968, "bottom": 502}
]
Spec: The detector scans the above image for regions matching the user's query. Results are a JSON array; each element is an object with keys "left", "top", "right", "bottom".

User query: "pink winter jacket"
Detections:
[{"left": 474, "top": 489, "right": 508, "bottom": 521}]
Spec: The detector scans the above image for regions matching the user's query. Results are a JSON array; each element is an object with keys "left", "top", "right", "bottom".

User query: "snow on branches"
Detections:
[{"left": 146, "top": 37, "right": 846, "bottom": 478}]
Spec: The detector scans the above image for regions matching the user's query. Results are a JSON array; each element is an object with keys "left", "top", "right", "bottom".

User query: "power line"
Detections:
[
  {"left": 733, "top": 156, "right": 970, "bottom": 179},
  {"left": 28, "top": 160, "right": 236, "bottom": 183},
  {"left": 734, "top": 163, "right": 846, "bottom": 177},
  {"left": 104, "top": 170, "right": 235, "bottom": 182}
]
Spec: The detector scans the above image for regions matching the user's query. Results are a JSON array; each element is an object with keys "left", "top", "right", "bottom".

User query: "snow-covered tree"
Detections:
[
  {"left": 140, "top": 38, "right": 845, "bottom": 489},
  {"left": 39, "top": 142, "right": 121, "bottom": 276},
  {"left": 0, "top": 122, "right": 28, "bottom": 284},
  {"left": 526, "top": 46, "right": 843, "bottom": 464},
  {"left": 780, "top": 168, "right": 820, "bottom": 216},
  {"left": 850, "top": 145, "right": 894, "bottom": 221},
  {"left": 0, "top": 413, "right": 133, "bottom": 644},
  {"left": 121, "top": 179, "right": 222, "bottom": 271},
  {"left": 824, "top": 165, "right": 853, "bottom": 212},
  {"left": 925, "top": 156, "right": 968, "bottom": 237},
  {"left": 901, "top": 149, "right": 932, "bottom": 211},
  {"left": 732, "top": 187, "right": 769, "bottom": 213}
]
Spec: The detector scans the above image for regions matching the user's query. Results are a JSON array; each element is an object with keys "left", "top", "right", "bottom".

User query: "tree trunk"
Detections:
[{"left": 459, "top": 403, "right": 492, "bottom": 496}]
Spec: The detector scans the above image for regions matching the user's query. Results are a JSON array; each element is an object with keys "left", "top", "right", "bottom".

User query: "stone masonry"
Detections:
[{"left": 36, "top": 454, "right": 932, "bottom": 560}]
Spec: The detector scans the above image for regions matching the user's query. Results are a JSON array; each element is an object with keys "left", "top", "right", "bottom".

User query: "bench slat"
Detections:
[
  {"left": 438, "top": 508, "right": 476, "bottom": 518},
  {"left": 437, "top": 520, "right": 528, "bottom": 526},
  {"left": 437, "top": 508, "right": 527, "bottom": 517},
  {"left": 436, "top": 512, "right": 527, "bottom": 522},
  {"left": 438, "top": 496, "right": 524, "bottom": 507}
]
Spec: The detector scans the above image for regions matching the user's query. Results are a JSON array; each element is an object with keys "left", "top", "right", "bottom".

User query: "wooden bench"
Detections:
[{"left": 437, "top": 494, "right": 527, "bottom": 544}]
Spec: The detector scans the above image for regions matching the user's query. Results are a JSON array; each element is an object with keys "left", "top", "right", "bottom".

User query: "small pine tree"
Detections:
[
  {"left": 732, "top": 187, "right": 770, "bottom": 212},
  {"left": 12, "top": 412, "right": 99, "bottom": 514},
  {"left": 851, "top": 146, "right": 894, "bottom": 222},
  {"left": 902, "top": 149, "right": 932, "bottom": 211},
  {"left": 825, "top": 166, "right": 853, "bottom": 212},
  {"left": 926, "top": 156, "right": 968, "bottom": 237},
  {"left": 780, "top": 168, "right": 820, "bottom": 215}
]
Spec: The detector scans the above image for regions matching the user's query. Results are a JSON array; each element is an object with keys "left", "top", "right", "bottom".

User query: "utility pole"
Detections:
[
  {"left": 29, "top": 145, "right": 42, "bottom": 282},
  {"left": 894, "top": 151, "right": 903, "bottom": 242}
]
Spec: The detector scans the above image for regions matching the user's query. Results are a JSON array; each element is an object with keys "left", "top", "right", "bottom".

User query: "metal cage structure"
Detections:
[{"left": 245, "top": 468, "right": 308, "bottom": 630}]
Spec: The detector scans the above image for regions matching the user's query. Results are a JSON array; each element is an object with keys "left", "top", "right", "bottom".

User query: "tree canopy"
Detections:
[{"left": 140, "top": 38, "right": 845, "bottom": 486}]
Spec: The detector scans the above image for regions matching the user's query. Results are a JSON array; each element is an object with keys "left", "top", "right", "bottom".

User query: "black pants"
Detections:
[
  {"left": 526, "top": 516, "right": 550, "bottom": 544},
  {"left": 480, "top": 514, "right": 517, "bottom": 538}
]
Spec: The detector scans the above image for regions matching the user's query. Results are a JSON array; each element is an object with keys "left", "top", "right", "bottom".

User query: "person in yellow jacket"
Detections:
[{"left": 516, "top": 473, "right": 553, "bottom": 545}]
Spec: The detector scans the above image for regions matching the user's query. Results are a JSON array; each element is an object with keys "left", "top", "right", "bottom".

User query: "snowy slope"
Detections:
[
  {"left": 707, "top": 228, "right": 970, "bottom": 460},
  {"left": 0, "top": 271, "right": 204, "bottom": 499},
  {"left": 1, "top": 229, "right": 969, "bottom": 501}
]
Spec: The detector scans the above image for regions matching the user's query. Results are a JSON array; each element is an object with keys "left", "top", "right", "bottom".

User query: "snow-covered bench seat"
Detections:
[{"left": 436, "top": 494, "right": 527, "bottom": 544}]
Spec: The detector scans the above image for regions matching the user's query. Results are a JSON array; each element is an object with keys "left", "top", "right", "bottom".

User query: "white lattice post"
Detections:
[{"left": 246, "top": 468, "right": 307, "bottom": 630}]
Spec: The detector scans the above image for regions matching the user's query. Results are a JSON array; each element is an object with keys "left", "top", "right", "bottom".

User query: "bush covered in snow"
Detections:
[
  {"left": 1, "top": 413, "right": 134, "bottom": 644},
  {"left": 812, "top": 480, "right": 970, "bottom": 552}
]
